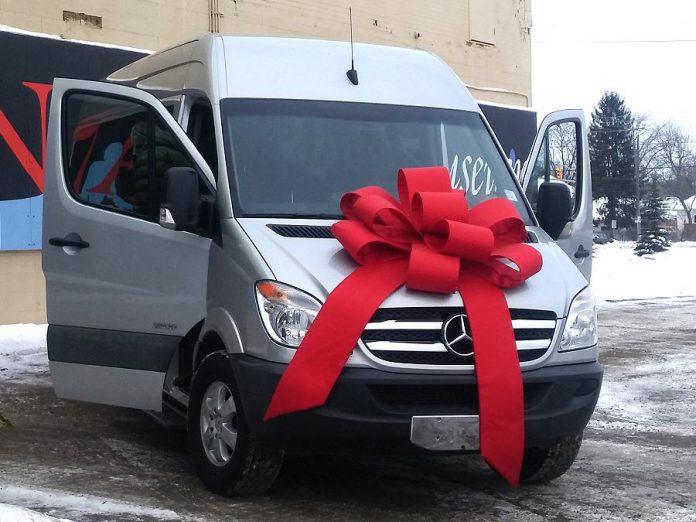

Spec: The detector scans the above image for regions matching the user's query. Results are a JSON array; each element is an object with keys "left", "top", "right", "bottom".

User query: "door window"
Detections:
[
  {"left": 63, "top": 92, "right": 195, "bottom": 221},
  {"left": 525, "top": 121, "right": 580, "bottom": 215}
]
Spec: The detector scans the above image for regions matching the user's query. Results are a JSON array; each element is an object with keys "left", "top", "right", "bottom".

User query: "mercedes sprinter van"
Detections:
[{"left": 43, "top": 34, "right": 601, "bottom": 495}]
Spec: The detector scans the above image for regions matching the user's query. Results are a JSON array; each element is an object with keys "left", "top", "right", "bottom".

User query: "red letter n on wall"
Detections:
[{"left": 0, "top": 82, "right": 53, "bottom": 193}]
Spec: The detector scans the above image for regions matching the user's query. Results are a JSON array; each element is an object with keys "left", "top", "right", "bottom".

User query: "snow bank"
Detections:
[
  {"left": 592, "top": 241, "right": 696, "bottom": 303},
  {"left": 0, "top": 324, "right": 48, "bottom": 383},
  {"left": 0, "top": 503, "right": 71, "bottom": 522},
  {"left": 0, "top": 486, "right": 182, "bottom": 521}
]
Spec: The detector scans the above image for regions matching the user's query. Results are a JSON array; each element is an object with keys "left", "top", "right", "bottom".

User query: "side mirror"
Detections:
[
  {"left": 537, "top": 181, "right": 572, "bottom": 240},
  {"left": 160, "top": 167, "right": 200, "bottom": 231}
]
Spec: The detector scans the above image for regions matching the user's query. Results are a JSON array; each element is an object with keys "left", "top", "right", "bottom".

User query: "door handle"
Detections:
[
  {"left": 574, "top": 245, "right": 590, "bottom": 258},
  {"left": 49, "top": 236, "right": 90, "bottom": 249}
]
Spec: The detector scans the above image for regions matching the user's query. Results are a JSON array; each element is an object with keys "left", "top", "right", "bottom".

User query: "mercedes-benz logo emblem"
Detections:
[{"left": 442, "top": 314, "right": 473, "bottom": 357}]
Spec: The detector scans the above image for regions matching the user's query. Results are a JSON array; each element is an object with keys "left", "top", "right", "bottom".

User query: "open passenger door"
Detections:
[
  {"left": 521, "top": 110, "right": 593, "bottom": 281},
  {"left": 43, "top": 79, "right": 216, "bottom": 411}
]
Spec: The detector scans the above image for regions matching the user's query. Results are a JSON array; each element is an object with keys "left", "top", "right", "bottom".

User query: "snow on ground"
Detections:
[
  {"left": 592, "top": 240, "right": 696, "bottom": 303},
  {"left": 0, "top": 324, "right": 49, "bottom": 384},
  {"left": 0, "top": 503, "right": 71, "bottom": 522},
  {"left": 593, "top": 336, "right": 696, "bottom": 437},
  {"left": 0, "top": 486, "right": 182, "bottom": 521}
]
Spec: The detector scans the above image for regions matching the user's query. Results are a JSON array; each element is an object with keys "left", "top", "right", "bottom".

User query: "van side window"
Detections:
[
  {"left": 64, "top": 93, "right": 197, "bottom": 221},
  {"left": 187, "top": 100, "right": 218, "bottom": 179}
]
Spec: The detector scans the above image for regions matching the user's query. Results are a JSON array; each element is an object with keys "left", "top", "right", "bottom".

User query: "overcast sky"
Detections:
[{"left": 532, "top": 0, "right": 696, "bottom": 137}]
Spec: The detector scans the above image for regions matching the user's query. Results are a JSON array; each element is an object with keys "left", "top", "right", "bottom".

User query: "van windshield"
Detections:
[{"left": 221, "top": 99, "right": 531, "bottom": 222}]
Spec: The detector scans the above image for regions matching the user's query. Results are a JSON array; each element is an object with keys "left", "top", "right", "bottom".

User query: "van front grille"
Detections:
[{"left": 361, "top": 307, "right": 556, "bottom": 367}]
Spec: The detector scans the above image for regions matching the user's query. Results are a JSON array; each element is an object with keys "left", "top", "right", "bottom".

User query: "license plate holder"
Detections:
[{"left": 410, "top": 415, "right": 480, "bottom": 451}]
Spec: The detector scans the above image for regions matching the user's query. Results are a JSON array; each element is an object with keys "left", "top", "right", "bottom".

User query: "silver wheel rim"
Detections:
[{"left": 199, "top": 381, "right": 238, "bottom": 467}]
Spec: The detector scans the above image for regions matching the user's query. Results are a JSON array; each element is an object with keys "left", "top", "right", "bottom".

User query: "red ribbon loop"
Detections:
[
  {"left": 398, "top": 167, "right": 453, "bottom": 208},
  {"left": 411, "top": 191, "right": 469, "bottom": 231},
  {"left": 265, "top": 166, "right": 543, "bottom": 487},
  {"left": 406, "top": 243, "right": 460, "bottom": 294},
  {"left": 424, "top": 220, "right": 494, "bottom": 261},
  {"left": 468, "top": 198, "right": 528, "bottom": 245},
  {"left": 331, "top": 220, "right": 407, "bottom": 265}
]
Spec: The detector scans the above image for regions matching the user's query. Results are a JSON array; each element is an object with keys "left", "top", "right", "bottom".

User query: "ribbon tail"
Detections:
[
  {"left": 458, "top": 273, "right": 525, "bottom": 486},
  {"left": 264, "top": 259, "right": 408, "bottom": 420}
]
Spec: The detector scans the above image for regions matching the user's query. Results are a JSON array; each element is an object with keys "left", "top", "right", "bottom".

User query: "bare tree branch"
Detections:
[{"left": 656, "top": 122, "right": 696, "bottom": 223}]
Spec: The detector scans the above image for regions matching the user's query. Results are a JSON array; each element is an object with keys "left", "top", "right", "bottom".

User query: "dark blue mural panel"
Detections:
[{"left": 0, "top": 30, "right": 145, "bottom": 251}]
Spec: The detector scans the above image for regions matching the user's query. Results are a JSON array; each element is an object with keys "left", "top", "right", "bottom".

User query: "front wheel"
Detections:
[
  {"left": 188, "top": 352, "right": 284, "bottom": 496},
  {"left": 519, "top": 434, "right": 583, "bottom": 484}
]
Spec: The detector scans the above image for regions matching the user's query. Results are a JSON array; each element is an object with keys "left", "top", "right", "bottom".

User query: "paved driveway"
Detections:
[{"left": 0, "top": 299, "right": 694, "bottom": 521}]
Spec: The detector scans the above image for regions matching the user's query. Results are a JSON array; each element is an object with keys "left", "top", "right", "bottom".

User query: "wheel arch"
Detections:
[{"left": 194, "top": 307, "right": 244, "bottom": 372}]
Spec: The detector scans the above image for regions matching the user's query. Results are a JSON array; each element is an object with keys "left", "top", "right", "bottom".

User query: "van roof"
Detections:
[{"left": 109, "top": 34, "right": 480, "bottom": 112}]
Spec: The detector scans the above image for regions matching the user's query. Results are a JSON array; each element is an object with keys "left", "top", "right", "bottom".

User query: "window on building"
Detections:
[{"left": 469, "top": 0, "right": 496, "bottom": 46}]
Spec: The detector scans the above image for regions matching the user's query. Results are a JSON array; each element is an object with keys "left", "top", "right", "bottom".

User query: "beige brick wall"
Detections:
[
  {"left": 0, "top": 0, "right": 531, "bottom": 324},
  {"left": 0, "top": 250, "right": 46, "bottom": 324},
  {"left": 0, "top": 0, "right": 531, "bottom": 105}
]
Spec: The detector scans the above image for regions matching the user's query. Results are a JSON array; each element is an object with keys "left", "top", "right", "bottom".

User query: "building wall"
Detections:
[
  {"left": 0, "top": 0, "right": 532, "bottom": 325},
  {"left": 0, "top": 0, "right": 532, "bottom": 105},
  {"left": 0, "top": 250, "right": 46, "bottom": 324}
]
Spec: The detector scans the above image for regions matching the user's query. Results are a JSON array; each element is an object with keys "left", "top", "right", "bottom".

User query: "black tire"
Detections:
[
  {"left": 188, "top": 352, "right": 284, "bottom": 496},
  {"left": 519, "top": 434, "right": 583, "bottom": 484}
]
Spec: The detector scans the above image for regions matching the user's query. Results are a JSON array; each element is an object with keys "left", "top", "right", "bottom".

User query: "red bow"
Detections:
[{"left": 264, "top": 167, "right": 542, "bottom": 486}]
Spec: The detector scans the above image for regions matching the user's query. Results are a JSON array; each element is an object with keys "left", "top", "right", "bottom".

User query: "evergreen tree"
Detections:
[
  {"left": 589, "top": 92, "right": 637, "bottom": 235},
  {"left": 634, "top": 179, "right": 671, "bottom": 256}
]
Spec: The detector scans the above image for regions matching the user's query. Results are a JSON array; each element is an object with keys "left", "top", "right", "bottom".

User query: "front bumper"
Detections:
[{"left": 227, "top": 354, "right": 602, "bottom": 453}]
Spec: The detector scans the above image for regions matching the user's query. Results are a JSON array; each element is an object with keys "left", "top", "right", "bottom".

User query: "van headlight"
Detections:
[
  {"left": 255, "top": 281, "right": 321, "bottom": 347},
  {"left": 559, "top": 286, "right": 598, "bottom": 352}
]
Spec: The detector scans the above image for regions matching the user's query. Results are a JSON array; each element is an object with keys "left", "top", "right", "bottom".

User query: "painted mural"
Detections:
[{"left": 0, "top": 29, "right": 144, "bottom": 250}]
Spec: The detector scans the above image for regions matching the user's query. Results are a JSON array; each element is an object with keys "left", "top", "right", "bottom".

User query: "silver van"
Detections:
[{"left": 43, "top": 34, "right": 601, "bottom": 495}]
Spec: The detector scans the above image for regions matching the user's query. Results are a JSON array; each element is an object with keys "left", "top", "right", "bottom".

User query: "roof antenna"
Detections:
[{"left": 346, "top": 7, "right": 359, "bottom": 85}]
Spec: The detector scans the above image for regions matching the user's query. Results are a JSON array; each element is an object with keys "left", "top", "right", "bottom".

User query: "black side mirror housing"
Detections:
[
  {"left": 160, "top": 167, "right": 200, "bottom": 231},
  {"left": 537, "top": 181, "right": 572, "bottom": 240}
]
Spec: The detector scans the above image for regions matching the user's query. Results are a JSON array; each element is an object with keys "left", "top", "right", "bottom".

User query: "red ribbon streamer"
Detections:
[{"left": 264, "top": 167, "right": 542, "bottom": 486}]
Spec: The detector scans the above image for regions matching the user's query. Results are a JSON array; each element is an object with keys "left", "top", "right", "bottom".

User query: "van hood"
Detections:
[{"left": 237, "top": 218, "right": 588, "bottom": 318}]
